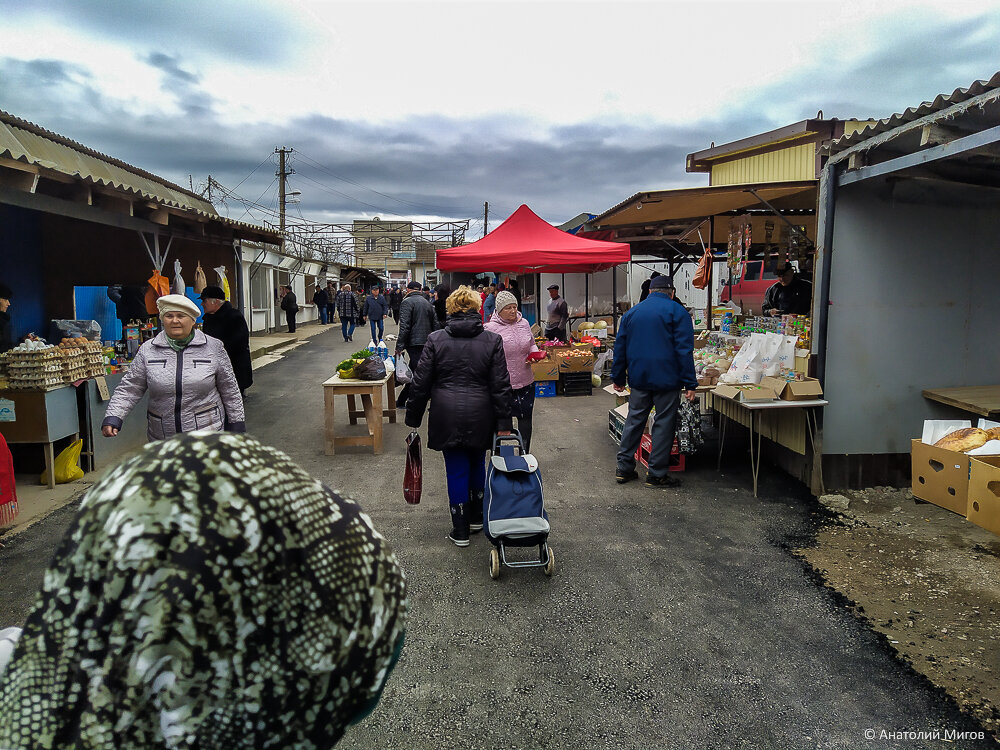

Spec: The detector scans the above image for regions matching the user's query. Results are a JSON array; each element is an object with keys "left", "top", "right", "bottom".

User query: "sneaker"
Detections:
[
  {"left": 447, "top": 531, "right": 471, "bottom": 547},
  {"left": 615, "top": 469, "right": 639, "bottom": 484},
  {"left": 644, "top": 474, "right": 681, "bottom": 488}
]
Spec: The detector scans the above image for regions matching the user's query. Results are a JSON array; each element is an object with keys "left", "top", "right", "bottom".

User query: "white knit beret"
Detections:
[
  {"left": 495, "top": 291, "right": 518, "bottom": 312},
  {"left": 156, "top": 294, "right": 202, "bottom": 320}
]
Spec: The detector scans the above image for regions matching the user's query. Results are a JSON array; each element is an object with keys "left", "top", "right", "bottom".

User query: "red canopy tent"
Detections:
[{"left": 435, "top": 204, "right": 630, "bottom": 274}]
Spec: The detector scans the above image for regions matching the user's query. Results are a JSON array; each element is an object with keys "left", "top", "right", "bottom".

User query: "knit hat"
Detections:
[
  {"left": 495, "top": 290, "right": 518, "bottom": 312},
  {"left": 406, "top": 281, "right": 422, "bottom": 290},
  {"left": 156, "top": 294, "right": 202, "bottom": 320}
]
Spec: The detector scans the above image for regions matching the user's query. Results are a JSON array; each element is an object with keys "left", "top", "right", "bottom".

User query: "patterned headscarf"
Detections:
[{"left": 0, "top": 432, "right": 408, "bottom": 749}]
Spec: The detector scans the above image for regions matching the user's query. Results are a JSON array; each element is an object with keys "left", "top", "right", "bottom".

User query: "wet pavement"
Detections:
[{"left": 1, "top": 324, "right": 995, "bottom": 749}]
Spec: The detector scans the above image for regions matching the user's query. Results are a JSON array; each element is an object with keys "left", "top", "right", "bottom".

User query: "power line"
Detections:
[{"left": 293, "top": 150, "right": 481, "bottom": 218}]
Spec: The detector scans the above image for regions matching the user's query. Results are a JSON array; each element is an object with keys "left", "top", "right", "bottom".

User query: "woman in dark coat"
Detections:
[{"left": 405, "top": 286, "right": 512, "bottom": 547}]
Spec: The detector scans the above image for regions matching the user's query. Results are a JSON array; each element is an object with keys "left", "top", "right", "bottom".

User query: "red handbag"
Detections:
[{"left": 404, "top": 431, "right": 422, "bottom": 504}]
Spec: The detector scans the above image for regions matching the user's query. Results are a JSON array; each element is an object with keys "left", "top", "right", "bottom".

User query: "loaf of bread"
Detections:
[
  {"left": 987, "top": 427, "right": 1000, "bottom": 442},
  {"left": 934, "top": 427, "right": 990, "bottom": 452}
]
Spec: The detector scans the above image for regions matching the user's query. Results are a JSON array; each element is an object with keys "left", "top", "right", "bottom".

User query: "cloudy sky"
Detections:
[{"left": 1, "top": 0, "right": 998, "bottom": 236}]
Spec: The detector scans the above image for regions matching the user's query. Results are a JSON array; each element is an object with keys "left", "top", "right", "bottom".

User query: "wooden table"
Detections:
[
  {"left": 922, "top": 386, "right": 1000, "bottom": 419},
  {"left": 322, "top": 372, "right": 396, "bottom": 455},
  {"left": 712, "top": 392, "right": 828, "bottom": 497}
]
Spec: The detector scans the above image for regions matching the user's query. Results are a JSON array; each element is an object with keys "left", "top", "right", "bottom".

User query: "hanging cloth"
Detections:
[
  {"left": 214, "top": 265, "right": 231, "bottom": 302},
  {"left": 0, "top": 432, "right": 17, "bottom": 526},
  {"left": 172, "top": 259, "right": 185, "bottom": 296},
  {"left": 194, "top": 262, "right": 208, "bottom": 294},
  {"left": 145, "top": 269, "right": 171, "bottom": 314}
]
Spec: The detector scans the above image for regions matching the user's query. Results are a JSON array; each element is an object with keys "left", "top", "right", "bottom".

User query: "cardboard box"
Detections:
[
  {"left": 556, "top": 350, "right": 595, "bottom": 373},
  {"left": 967, "top": 456, "right": 1000, "bottom": 536},
  {"left": 713, "top": 383, "right": 778, "bottom": 402},
  {"left": 603, "top": 383, "right": 629, "bottom": 406},
  {"left": 911, "top": 438, "right": 970, "bottom": 516},
  {"left": 794, "top": 351, "right": 810, "bottom": 375},
  {"left": 531, "top": 356, "right": 559, "bottom": 382},
  {"left": 759, "top": 376, "right": 824, "bottom": 401}
]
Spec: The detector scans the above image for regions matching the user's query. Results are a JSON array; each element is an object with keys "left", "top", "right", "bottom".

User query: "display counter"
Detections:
[
  {"left": 0, "top": 386, "right": 80, "bottom": 489},
  {"left": 79, "top": 374, "right": 149, "bottom": 472}
]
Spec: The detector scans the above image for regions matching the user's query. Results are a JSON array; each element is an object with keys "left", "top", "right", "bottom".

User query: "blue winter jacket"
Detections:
[
  {"left": 362, "top": 293, "right": 389, "bottom": 321},
  {"left": 611, "top": 292, "right": 697, "bottom": 392}
]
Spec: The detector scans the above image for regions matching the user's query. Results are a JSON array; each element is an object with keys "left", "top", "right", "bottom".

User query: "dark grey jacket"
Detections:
[
  {"left": 397, "top": 292, "right": 437, "bottom": 350},
  {"left": 404, "top": 312, "right": 512, "bottom": 452}
]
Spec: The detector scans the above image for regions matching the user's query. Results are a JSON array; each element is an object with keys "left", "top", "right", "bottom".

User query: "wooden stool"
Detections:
[{"left": 323, "top": 372, "right": 397, "bottom": 455}]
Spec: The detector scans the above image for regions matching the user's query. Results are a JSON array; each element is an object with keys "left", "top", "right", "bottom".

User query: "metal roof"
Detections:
[
  {"left": 590, "top": 180, "right": 817, "bottom": 228},
  {"left": 826, "top": 71, "right": 1000, "bottom": 156},
  {"left": 0, "top": 109, "right": 281, "bottom": 242}
]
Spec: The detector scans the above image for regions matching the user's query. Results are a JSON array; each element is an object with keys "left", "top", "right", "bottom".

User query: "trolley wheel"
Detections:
[
  {"left": 489, "top": 548, "right": 501, "bottom": 580},
  {"left": 543, "top": 547, "right": 555, "bottom": 577}
]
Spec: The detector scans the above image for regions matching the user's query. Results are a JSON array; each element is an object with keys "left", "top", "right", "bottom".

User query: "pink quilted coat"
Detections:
[{"left": 485, "top": 311, "right": 539, "bottom": 390}]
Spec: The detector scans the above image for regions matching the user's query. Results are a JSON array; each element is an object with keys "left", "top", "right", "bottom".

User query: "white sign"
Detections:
[{"left": 0, "top": 399, "right": 14, "bottom": 422}]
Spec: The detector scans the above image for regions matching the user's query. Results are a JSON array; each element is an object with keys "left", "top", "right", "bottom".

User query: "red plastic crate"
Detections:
[{"left": 634, "top": 434, "right": 685, "bottom": 472}]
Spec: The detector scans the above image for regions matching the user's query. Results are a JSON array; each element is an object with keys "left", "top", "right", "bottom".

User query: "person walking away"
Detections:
[
  {"left": 280, "top": 285, "right": 298, "bottom": 333},
  {"left": 611, "top": 276, "right": 697, "bottom": 488},
  {"left": 508, "top": 278, "right": 522, "bottom": 306},
  {"left": 433, "top": 283, "right": 450, "bottom": 330},
  {"left": 638, "top": 271, "right": 661, "bottom": 303},
  {"left": 0, "top": 431, "right": 408, "bottom": 749},
  {"left": 405, "top": 286, "right": 512, "bottom": 546},
  {"left": 101, "top": 294, "right": 245, "bottom": 440},
  {"left": 313, "top": 284, "right": 330, "bottom": 325},
  {"left": 363, "top": 286, "right": 389, "bottom": 344},
  {"left": 485, "top": 290, "right": 540, "bottom": 452},
  {"left": 395, "top": 281, "right": 439, "bottom": 408},
  {"left": 544, "top": 284, "right": 569, "bottom": 342},
  {"left": 336, "top": 283, "right": 360, "bottom": 342},
  {"left": 0, "top": 284, "right": 14, "bottom": 353},
  {"left": 389, "top": 287, "right": 402, "bottom": 324},
  {"left": 763, "top": 263, "right": 812, "bottom": 317},
  {"left": 482, "top": 284, "right": 497, "bottom": 322},
  {"left": 325, "top": 281, "right": 338, "bottom": 324},
  {"left": 199, "top": 284, "right": 253, "bottom": 397}
]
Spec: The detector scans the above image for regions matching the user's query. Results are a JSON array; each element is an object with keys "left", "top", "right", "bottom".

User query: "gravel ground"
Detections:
[{"left": 1, "top": 326, "right": 995, "bottom": 749}]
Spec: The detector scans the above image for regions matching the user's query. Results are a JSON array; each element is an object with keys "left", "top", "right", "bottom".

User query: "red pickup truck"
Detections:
[{"left": 719, "top": 261, "right": 779, "bottom": 315}]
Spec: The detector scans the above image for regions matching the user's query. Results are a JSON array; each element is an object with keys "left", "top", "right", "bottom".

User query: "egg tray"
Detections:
[
  {"left": 2, "top": 349, "right": 60, "bottom": 362},
  {"left": 8, "top": 374, "right": 66, "bottom": 388},
  {"left": 7, "top": 361, "right": 64, "bottom": 373}
]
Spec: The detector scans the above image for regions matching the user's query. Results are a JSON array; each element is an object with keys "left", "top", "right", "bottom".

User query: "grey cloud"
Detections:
[
  {"left": 144, "top": 53, "right": 200, "bottom": 85},
  {"left": 3, "top": 0, "right": 302, "bottom": 65}
]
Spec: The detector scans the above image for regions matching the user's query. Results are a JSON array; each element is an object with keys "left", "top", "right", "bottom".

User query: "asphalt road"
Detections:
[{"left": 1, "top": 325, "right": 995, "bottom": 749}]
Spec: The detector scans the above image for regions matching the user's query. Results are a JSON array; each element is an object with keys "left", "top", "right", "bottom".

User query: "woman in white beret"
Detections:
[{"left": 102, "top": 294, "right": 245, "bottom": 440}]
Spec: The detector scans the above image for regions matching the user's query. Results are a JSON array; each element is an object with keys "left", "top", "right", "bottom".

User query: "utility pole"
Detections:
[
  {"left": 275, "top": 147, "right": 294, "bottom": 232},
  {"left": 483, "top": 201, "right": 489, "bottom": 237}
]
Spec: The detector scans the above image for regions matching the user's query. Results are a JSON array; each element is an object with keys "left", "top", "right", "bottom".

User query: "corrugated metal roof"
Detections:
[
  {"left": 0, "top": 109, "right": 281, "bottom": 242},
  {"left": 827, "top": 71, "right": 1000, "bottom": 155}
]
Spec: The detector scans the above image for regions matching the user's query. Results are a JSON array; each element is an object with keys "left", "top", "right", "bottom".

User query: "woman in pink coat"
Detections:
[{"left": 485, "top": 290, "right": 540, "bottom": 451}]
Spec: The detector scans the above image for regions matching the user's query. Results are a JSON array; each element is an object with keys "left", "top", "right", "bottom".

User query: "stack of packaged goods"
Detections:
[
  {"left": 2, "top": 339, "right": 64, "bottom": 390},
  {"left": 57, "top": 338, "right": 105, "bottom": 381}
]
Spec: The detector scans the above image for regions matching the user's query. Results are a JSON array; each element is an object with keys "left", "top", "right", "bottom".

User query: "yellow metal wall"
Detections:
[{"left": 710, "top": 143, "right": 815, "bottom": 185}]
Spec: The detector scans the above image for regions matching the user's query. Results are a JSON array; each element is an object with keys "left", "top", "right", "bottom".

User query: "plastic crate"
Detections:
[
  {"left": 534, "top": 380, "right": 557, "bottom": 398},
  {"left": 558, "top": 371, "right": 593, "bottom": 397},
  {"left": 634, "top": 434, "right": 685, "bottom": 472},
  {"left": 608, "top": 409, "right": 625, "bottom": 444}
]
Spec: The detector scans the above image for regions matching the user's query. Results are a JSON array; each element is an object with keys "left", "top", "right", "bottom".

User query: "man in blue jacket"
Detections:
[
  {"left": 362, "top": 286, "right": 389, "bottom": 344},
  {"left": 611, "top": 275, "right": 698, "bottom": 488}
]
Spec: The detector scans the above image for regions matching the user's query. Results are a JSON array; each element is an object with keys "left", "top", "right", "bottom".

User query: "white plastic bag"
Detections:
[
  {"left": 395, "top": 353, "right": 413, "bottom": 384},
  {"left": 723, "top": 333, "right": 766, "bottom": 384},
  {"left": 758, "top": 332, "right": 797, "bottom": 377},
  {"left": 172, "top": 259, "right": 185, "bottom": 295}
]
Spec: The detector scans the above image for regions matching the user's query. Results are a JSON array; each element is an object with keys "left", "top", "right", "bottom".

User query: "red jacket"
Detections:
[{"left": 0, "top": 432, "right": 17, "bottom": 526}]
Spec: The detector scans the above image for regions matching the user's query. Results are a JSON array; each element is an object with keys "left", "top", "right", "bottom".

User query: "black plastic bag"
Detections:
[{"left": 356, "top": 355, "right": 387, "bottom": 381}]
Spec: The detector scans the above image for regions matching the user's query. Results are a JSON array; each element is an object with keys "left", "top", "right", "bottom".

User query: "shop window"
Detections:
[
  {"left": 390, "top": 239, "right": 402, "bottom": 253},
  {"left": 365, "top": 238, "right": 377, "bottom": 252}
]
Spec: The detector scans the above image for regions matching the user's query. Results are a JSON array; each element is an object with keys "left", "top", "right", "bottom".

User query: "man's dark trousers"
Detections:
[{"left": 616, "top": 389, "right": 680, "bottom": 479}]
